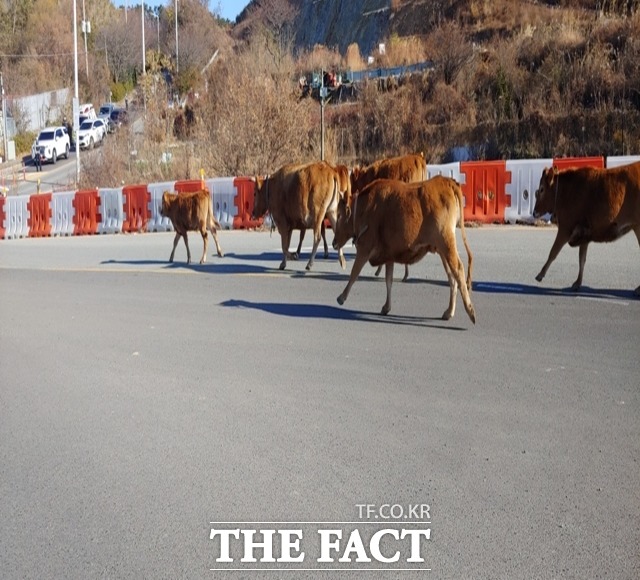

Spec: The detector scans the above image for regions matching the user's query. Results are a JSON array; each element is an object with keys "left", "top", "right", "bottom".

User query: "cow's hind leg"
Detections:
[
  {"left": 337, "top": 250, "right": 369, "bottom": 306},
  {"left": 279, "top": 228, "right": 293, "bottom": 270},
  {"left": 199, "top": 230, "right": 208, "bottom": 264},
  {"left": 169, "top": 232, "right": 181, "bottom": 263},
  {"left": 571, "top": 242, "right": 589, "bottom": 291},
  {"left": 381, "top": 262, "right": 395, "bottom": 315},
  {"left": 326, "top": 212, "right": 346, "bottom": 269},
  {"left": 305, "top": 223, "right": 324, "bottom": 271},
  {"left": 295, "top": 229, "right": 305, "bottom": 260},
  {"left": 439, "top": 254, "right": 457, "bottom": 320},
  {"left": 208, "top": 225, "right": 224, "bottom": 258},
  {"left": 182, "top": 232, "right": 192, "bottom": 264},
  {"left": 441, "top": 238, "right": 476, "bottom": 324},
  {"left": 536, "top": 229, "right": 570, "bottom": 283}
]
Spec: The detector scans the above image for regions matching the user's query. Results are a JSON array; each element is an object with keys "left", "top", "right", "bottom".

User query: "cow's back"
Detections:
[
  {"left": 354, "top": 153, "right": 426, "bottom": 193},
  {"left": 170, "top": 191, "right": 211, "bottom": 230}
]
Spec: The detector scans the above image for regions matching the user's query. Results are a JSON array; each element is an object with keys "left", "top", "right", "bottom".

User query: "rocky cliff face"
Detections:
[{"left": 293, "top": 0, "right": 392, "bottom": 55}]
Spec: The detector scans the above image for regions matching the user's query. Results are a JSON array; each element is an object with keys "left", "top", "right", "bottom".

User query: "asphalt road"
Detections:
[{"left": 0, "top": 226, "right": 638, "bottom": 579}]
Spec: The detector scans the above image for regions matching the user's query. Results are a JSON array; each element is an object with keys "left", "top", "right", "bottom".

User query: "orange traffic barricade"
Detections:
[
  {"left": 73, "top": 189, "right": 101, "bottom": 235},
  {"left": 233, "top": 177, "right": 263, "bottom": 229},
  {"left": 460, "top": 160, "right": 512, "bottom": 223},
  {"left": 174, "top": 179, "right": 206, "bottom": 194},
  {"left": 552, "top": 156, "right": 604, "bottom": 171},
  {"left": 28, "top": 193, "right": 53, "bottom": 237},
  {"left": 122, "top": 185, "right": 150, "bottom": 233}
]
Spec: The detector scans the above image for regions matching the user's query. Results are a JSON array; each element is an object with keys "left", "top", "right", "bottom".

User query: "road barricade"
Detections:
[
  {"left": 51, "top": 191, "right": 76, "bottom": 236},
  {"left": 204, "top": 177, "right": 237, "bottom": 230},
  {"left": 122, "top": 185, "right": 150, "bottom": 233},
  {"left": 504, "top": 159, "right": 552, "bottom": 224},
  {"left": 174, "top": 179, "right": 205, "bottom": 193},
  {"left": 233, "top": 177, "right": 262, "bottom": 229},
  {"left": 460, "top": 161, "right": 511, "bottom": 223},
  {"left": 426, "top": 162, "right": 464, "bottom": 183},
  {"left": 73, "top": 189, "right": 101, "bottom": 235},
  {"left": 606, "top": 155, "right": 640, "bottom": 169},
  {"left": 28, "top": 193, "right": 52, "bottom": 237},
  {"left": 553, "top": 156, "right": 604, "bottom": 170},
  {"left": 98, "top": 188, "right": 124, "bottom": 234},
  {"left": 0, "top": 196, "right": 4, "bottom": 239},
  {"left": 3, "top": 194, "right": 30, "bottom": 238},
  {"left": 147, "top": 181, "right": 176, "bottom": 232}
]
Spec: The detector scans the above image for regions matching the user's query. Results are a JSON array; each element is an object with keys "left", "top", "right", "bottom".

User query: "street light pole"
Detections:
[
  {"left": 73, "top": 0, "right": 80, "bottom": 183},
  {"left": 82, "top": 0, "right": 89, "bottom": 78},
  {"left": 175, "top": 0, "right": 179, "bottom": 74}
]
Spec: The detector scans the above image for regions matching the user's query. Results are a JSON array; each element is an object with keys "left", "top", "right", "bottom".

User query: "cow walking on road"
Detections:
[
  {"left": 160, "top": 190, "right": 224, "bottom": 264},
  {"left": 533, "top": 161, "right": 640, "bottom": 295},
  {"left": 252, "top": 161, "right": 346, "bottom": 271},
  {"left": 333, "top": 176, "right": 475, "bottom": 323}
]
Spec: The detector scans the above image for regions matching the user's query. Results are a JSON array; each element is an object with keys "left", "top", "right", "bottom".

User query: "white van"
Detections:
[{"left": 79, "top": 103, "right": 96, "bottom": 119}]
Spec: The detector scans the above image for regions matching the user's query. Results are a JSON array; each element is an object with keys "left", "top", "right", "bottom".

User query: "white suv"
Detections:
[
  {"left": 32, "top": 126, "right": 71, "bottom": 164},
  {"left": 77, "top": 119, "right": 106, "bottom": 150}
]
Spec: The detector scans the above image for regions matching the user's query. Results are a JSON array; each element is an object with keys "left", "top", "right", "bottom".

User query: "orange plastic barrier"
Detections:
[
  {"left": 28, "top": 193, "right": 53, "bottom": 237},
  {"left": 73, "top": 189, "right": 101, "bottom": 235},
  {"left": 122, "top": 184, "right": 150, "bottom": 232},
  {"left": 233, "top": 177, "right": 263, "bottom": 229},
  {"left": 460, "top": 161, "right": 512, "bottom": 223},
  {"left": 0, "top": 196, "right": 5, "bottom": 239},
  {"left": 552, "top": 156, "right": 604, "bottom": 171},
  {"left": 174, "top": 179, "right": 205, "bottom": 194}
]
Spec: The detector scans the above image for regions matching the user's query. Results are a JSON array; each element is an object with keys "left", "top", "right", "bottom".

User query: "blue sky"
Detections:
[{"left": 112, "top": 1, "right": 250, "bottom": 23}]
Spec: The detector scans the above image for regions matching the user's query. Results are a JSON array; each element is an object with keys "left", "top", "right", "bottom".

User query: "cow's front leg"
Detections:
[
  {"left": 381, "top": 262, "right": 395, "bottom": 315},
  {"left": 571, "top": 242, "right": 589, "bottom": 291},
  {"left": 337, "top": 251, "right": 369, "bottom": 306},
  {"left": 321, "top": 222, "right": 329, "bottom": 259},
  {"left": 633, "top": 226, "right": 640, "bottom": 297},
  {"left": 402, "top": 264, "right": 410, "bottom": 282},
  {"left": 169, "top": 232, "right": 181, "bottom": 262},
  {"left": 199, "top": 231, "right": 209, "bottom": 264},
  {"left": 535, "top": 229, "right": 570, "bottom": 283},
  {"left": 326, "top": 211, "right": 345, "bottom": 269},
  {"left": 295, "top": 228, "right": 305, "bottom": 260}
]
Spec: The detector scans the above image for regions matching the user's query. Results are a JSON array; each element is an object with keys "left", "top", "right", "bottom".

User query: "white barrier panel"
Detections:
[
  {"left": 205, "top": 177, "right": 237, "bottom": 229},
  {"left": 98, "top": 188, "right": 124, "bottom": 234},
  {"left": 426, "top": 162, "right": 464, "bottom": 182},
  {"left": 606, "top": 155, "right": 640, "bottom": 168},
  {"left": 505, "top": 159, "right": 553, "bottom": 224},
  {"left": 51, "top": 191, "right": 76, "bottom": 236},
  {"left": 3, "top": 194, "right": 30, "bottom": 238},
  {"left": 426, "top": 163, "right": 465, "bottom": 207},
  {"left": 147, "top": 181, "right": 176, "bottom": 232}
]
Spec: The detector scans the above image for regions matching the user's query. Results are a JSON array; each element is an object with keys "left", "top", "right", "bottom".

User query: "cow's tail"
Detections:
[{"left": 453, "top": 181, "right": 473, "bottom": 291}]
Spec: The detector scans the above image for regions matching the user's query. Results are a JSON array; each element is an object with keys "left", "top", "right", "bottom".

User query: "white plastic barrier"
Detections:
[
  {"left": 504, "top": 158, "right": 553, "bottom": 224},
  {"left": 3, "top": 194, "right": 30, "bottom": 238},
  {"left": 98, "top": 188, "right": 124, "bottom": 234},
  {"left": 426, "top": 162, "right": 465, "bottom": 207},
  {"left": 205, "top": 177, "right": 238, "bottom": 230},
  {"left": 51, "top": 191, "right": 76, "bottom": 236},
  {"left": 147, "top": 181, "right": 176, "bottom": 232},
  {"left": 606, "top": 155, "right": 640, "bottom": 168}
]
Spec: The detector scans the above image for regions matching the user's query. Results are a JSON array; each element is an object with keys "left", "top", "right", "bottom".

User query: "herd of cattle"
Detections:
[{"left": 160, "top": 154, "right": 640, "bottom": 323}]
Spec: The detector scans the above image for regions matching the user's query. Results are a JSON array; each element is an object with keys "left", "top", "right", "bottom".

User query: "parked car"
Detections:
[
  {"left": 31, "top": 126, "right": 71, "bottom": 164},
  {"left": 109, "top": 108, "right": 129, "bottom": 129},
  {"left": 98, "top": 103, "right": 116, "bottom": 120},
  {"left": 77, "top": 119, "right": 106, "bottom": 149}
]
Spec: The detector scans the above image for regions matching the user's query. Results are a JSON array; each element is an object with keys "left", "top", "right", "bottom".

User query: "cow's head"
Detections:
[
  {"left": 251, "top": 176, "right": 268, "bottom": 220},
  {"left": 533, "top": 166, "right": 558, "bottom": 218},
  {"left": 350, "top": 166, "right": 363, "bottom": 195},
  {"left": 160, "top": 191, "right": 175, "bottom": 217},
  {"left": 332, "top": 194, "right": 355, "bottom": 250}
]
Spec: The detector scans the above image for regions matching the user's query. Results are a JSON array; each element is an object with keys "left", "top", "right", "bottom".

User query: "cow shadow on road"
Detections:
[
  {"left": 465, "top": 280, "right": 635, "bottom": 301},
  {"left": 219, "top": 299, "right": 469, "bottom": 330}
]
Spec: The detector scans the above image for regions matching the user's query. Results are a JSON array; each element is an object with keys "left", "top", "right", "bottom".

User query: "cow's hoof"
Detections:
[
  {"left": 218, "top": 252, "right": 224, "bottom": 258},
  {"left": 442, "top": 311, "right": 453, "bottom": 321},
  {"left": 535, "top": 273, "right": 543, "bottom": 282},
  {"left": 381, "top": 305, "right": 390, "bottom": 316},
  {"left": 323, "top": 252, "right": 329, "bottom": 259},
  {"left": 292, "top": 252, "right": 299, "bottom": 261},
  {"left": 279, "top": 261, "right": 286, "bottom": 270},
  {"left": 339, "top": 256, "right": 346, "bottom": 270},
  {"left": 200, "top": 259, "right": 205, "bottom": 264},
  {"left": 634, "top": 286, "right": 640, "bottom": 297},
  {"left": 570, "top": 282, "right": 581, "bottom": 292},
  {"left": 337, "top": 295, "right": 345, "bottom": 306}
]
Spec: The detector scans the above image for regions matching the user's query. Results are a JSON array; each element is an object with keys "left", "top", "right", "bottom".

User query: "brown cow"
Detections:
[
  {"left": 160, "top": 190, "right": 224, "bottom": 264},
  {"left": 252, "top": 161, "right": 345, "bottom": 271},
  {"left": 350, "top": 153, "right": 427, "bottom": 281},
  {"left": 295, "top": 162, "right": 351, "bottom": 259},
  {"left": 533, "top": 161, "right": 640, "bottom": 294},
  {"left": 333, "top": 176, "right": 476, "bottom": 323}
]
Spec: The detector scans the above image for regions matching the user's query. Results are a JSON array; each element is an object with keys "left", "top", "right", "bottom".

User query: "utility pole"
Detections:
[
  {"left": 175, "top": 0, "right": 179, "bottom": 74},
  {"left": 73, "top": 0, "right": 81, "bottom": 183},
  {"left": 81, "top": 0, "right": 90, "bottom": 78},
  {"left": 320, "top": 70, "right": 327, "bottom": 161},
  {"left": 1, "top": 72, "right": 8, "bottom": 163}
]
